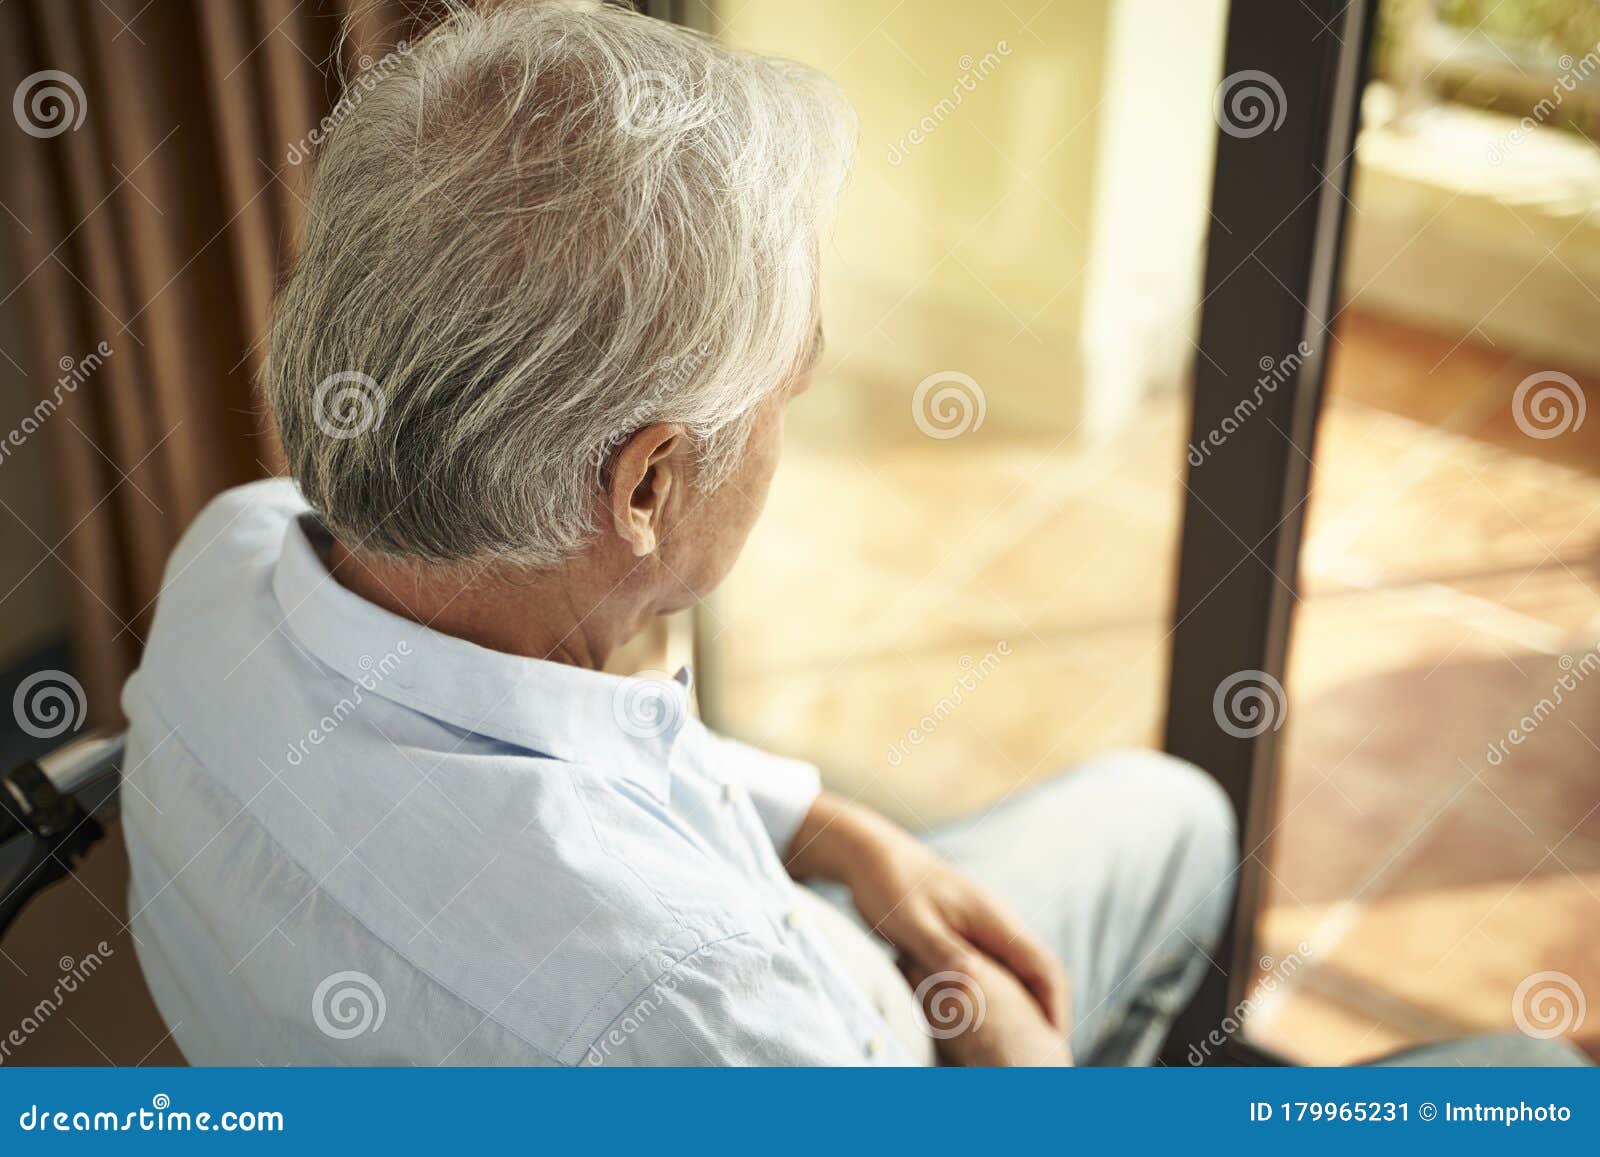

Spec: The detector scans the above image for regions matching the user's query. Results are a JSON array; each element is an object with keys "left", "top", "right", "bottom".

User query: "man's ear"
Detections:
[{"left": 606, "top": 422, "right": 687, "bottom": 557}]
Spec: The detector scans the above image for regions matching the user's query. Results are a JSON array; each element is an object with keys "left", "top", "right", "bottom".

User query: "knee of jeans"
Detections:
[{"left": 1117, "top": 750, "right": 1239, "bottom": 940}]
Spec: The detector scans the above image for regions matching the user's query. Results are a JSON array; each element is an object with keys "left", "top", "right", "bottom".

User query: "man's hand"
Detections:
[
  {"left": 785, "top": 792, "right": 1071, "bottom": 1051},
  {"left": 905, "top": 950, "right": 1072, "bottom": 1066}
]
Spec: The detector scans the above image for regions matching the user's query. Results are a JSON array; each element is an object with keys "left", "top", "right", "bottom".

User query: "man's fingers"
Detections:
[
  {"left": 898, "top": 955, "right": 928, "bottom": 987},
  {"left": 892, "top": 896, "right": 1069, "bottom": 1029},
  {"left": 888, "top": 900, "right": 977, "bottom": 974},
  {"left": 1010, "top": 940, "right": 1068, "bottom": 1028},
  {"left": 905, "top": 922, "right": 978, "bottom": 976},
  {"left": 958, "top": 904, "right": 1069, "bottom": 1028},
  {"left": 902, "top": 956, "right": 991, "bottom": 1043}
]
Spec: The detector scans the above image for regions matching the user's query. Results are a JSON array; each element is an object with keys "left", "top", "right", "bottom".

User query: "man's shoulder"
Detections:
[
  {"left": 127, "top": 479, "right": 312, "bottom": 753},
  {"left": 168, "top": 477, "right": 306, "bottom": 575},
  {"left": 138, "top": 477, "right": 304, "bottom": 681}
]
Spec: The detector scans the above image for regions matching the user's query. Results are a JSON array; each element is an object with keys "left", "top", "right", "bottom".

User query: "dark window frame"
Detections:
[{"left": 1161, "top": 0, "right": 1379, "bottom": 1063}]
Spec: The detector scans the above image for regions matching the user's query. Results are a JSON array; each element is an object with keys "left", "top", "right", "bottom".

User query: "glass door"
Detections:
[
  {"left": 1163, "top": 0, "right": 1598, "bottom": 1065},
  {"left": 1241, "top": 0, "right": 1600, "bottom": 1064},
  {"left": 694, "top": 0, "right": 1232, "bottom": 831}
]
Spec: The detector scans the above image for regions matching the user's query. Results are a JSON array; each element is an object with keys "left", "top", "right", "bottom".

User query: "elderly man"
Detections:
[{"left": 121, "top": 0, "right": 1234, "bottom": 1066}]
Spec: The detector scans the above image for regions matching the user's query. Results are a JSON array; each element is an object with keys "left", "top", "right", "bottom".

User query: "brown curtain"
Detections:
[{"left": 0, "top": 0, "right": 411, "bottom": 726}]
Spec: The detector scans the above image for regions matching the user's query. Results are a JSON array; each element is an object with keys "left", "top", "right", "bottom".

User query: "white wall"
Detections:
[
  {"left": 1080, "top": 0, "right": 1230, "bottom": 437},
  {"left": 1344, "top": 85, "right": 1600, "bottom": 374}
]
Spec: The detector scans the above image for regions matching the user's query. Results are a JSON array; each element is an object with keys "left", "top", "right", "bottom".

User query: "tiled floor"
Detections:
[
  {"left": 1257, "top": 313, "right": 1600, "bottom": 1064},
  {"left": 710, "top": 308, "right": 1600, "bottom": 1064}
]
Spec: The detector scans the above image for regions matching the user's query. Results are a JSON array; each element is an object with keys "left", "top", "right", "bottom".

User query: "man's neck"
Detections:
[{"left": 323, "top": 538, "right": 650, "bottom": 670}]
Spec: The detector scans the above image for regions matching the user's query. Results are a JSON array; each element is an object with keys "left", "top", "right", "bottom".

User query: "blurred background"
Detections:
[{"left": 1, "top": 0, "right": 1596, "bottom": 1065}]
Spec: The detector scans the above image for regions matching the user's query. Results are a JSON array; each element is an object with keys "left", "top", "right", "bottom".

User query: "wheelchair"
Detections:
[{"left": 0, "top": 731, "right": 123, "bottom": 939}]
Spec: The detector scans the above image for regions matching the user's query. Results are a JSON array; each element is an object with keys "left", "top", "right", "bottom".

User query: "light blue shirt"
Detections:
[{"left": 121, "top": 479, "right": 911, "bottom": 1065}]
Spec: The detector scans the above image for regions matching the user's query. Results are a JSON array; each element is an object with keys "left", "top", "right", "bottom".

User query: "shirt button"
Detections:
[
  {"left": 784, "top": 908, "right": 804, "bottom": 930},
  {"left": 722, "top": 783, "right": 743, "bottom": 803},
  {"left": 866, "top": 1034, "right": 884, "bottom": 1058}
]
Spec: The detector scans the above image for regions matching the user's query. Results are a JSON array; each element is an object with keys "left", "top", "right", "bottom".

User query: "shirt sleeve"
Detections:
[
  {"left": 701, "top": 730, "right": 822, "bottom": 853},
  {"left": 579, "top": 934, "right": 914, "bottom": 1067}
]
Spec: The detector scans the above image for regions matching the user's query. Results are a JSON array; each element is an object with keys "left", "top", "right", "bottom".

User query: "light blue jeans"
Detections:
[
  {"left": 865, "top": 748, "right": 1589, "bottom": 1067},
  {"left": 821, "top": 748, "right": 1239, "bottom": 1066}
]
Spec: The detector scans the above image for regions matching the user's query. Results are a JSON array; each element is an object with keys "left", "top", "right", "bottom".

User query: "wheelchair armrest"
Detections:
[
  {"left": 1, "top": 732, "right": 123, "bottom": 843},
  {"left": 0, "top": 732, "right": 123, "bottom": 940},
  {"left": 37, "top": 732, "right": 126, "bottom": 797}
]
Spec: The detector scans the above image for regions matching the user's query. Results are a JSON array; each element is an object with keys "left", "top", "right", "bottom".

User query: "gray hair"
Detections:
[{"left": 265, "top": 0, "right": 854, "bottom": 564}]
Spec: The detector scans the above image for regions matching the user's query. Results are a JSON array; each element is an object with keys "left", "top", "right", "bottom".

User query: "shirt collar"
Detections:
[{"left": 270, "top": 514, "right": 686, "bottom": 799}]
